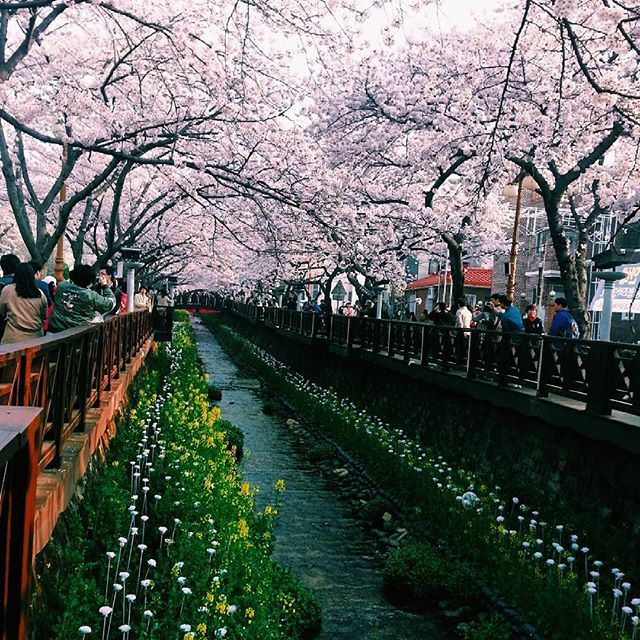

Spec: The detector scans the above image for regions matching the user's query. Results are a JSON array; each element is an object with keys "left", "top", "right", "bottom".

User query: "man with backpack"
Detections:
[{"left": 549, "top": 297, "right": 579, "bottom": 349}]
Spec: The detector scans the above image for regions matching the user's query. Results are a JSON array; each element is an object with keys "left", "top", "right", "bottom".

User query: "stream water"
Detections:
[{"left": 192, "top": 317, "right": 450, "bottom": 640}]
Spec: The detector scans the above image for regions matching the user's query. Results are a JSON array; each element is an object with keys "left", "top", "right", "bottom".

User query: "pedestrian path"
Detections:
[{"left": 191, "top": 317, "right": 450, "bottom": 640}]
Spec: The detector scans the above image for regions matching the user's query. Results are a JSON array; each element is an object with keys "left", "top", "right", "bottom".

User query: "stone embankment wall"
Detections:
[{"left": 222, "top": 314, "right": 640, "bottom": 575}]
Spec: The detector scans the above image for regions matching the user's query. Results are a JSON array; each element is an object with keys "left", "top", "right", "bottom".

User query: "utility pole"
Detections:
[
  {"left": 507, "top": 176, "right": 524, "bottom": 301},
  {"left": 54, "top": 145, "right": 67, "bottom": 282}
]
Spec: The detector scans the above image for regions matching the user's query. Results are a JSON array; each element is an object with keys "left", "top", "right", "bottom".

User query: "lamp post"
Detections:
[
  {"left": 121, "top": 247, "right": 142, "bottom": 313},
  {"left": 55, "top": 144, "right": 67, "bottom": 282},
  {"left": 592, "top": 271, "right": 627, "bottom": 341},
  {"left": 167, "top": 276, "right": 178, "bottom": 302}
]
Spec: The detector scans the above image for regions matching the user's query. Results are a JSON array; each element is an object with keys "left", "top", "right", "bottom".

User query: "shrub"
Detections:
[
  {"left": 207, "top": 382, "right": 223, "bottom": 402},
  {"left": 262, "top": 398, "right": 280, "bottom": 415},
  {"left": 383, "top": 541, "right": 477, "bottom": 606},
  {"left": 360, "top": 497, "right": 393, "bottom": 529},
  {"left": 217, "top": 418, "right": 245, "bottom": 460},
  {"left": 457, "top": 613, "right": 513, "bottom": 640},
  {"left": 307, "top": 443, "right": 334, "bottom": 464}
]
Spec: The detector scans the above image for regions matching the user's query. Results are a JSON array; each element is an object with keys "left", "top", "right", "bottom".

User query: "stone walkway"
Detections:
[{"left": 192, "top": 318, "right": 450, "bottom": 640}]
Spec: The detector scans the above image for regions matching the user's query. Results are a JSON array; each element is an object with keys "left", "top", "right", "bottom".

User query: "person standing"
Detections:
[
  {"left": 548, "top": 297, "right": 579, "bottom": 351},
  {"left": 523, "top": 304, "right": 544, "bottom": 334},
  {"left": 428, "top": 301, "right": 455, "bottom": 326},
  {"left": 455, "top": 297, "right": 472, "bottom": 329},
  {"left": 133, "top": 285, "right": 152, "bottom": 311},
  {"left": 49, "top": 265, "right": 115, "bottom": 332},
  {"left": 0, "top": 262, "right": 47, "bottom": 344},
  {"left": 498, "top": 295, "right": 524, "bottom": 333}
]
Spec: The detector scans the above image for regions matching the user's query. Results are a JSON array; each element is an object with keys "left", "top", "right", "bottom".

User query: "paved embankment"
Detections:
[{"left": 191, "top": 317, "right": 450, "bottom": 640}]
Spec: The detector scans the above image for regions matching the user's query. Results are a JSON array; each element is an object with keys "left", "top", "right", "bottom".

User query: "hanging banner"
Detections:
[{"left": 589, "top": 264, "right": 640, "bottom": 312}]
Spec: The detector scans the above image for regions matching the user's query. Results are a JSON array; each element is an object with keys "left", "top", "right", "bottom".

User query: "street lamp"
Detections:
[
  {"left": 167, "top": 276, "right": 178, "bottom": 301},
  {"left": 121, "top": 247, "right": 142, "bottom": 313}
]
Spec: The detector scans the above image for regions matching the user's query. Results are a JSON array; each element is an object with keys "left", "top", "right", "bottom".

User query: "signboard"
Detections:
[
  {"left": 331, "top": 281, "right": 347, "bottom": 301},
  {"left": 589, "top": 264, "right": 640, "bottom": 312}
]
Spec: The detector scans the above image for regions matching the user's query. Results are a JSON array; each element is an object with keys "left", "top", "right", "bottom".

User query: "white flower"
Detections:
[
  {"left": 118, "top": 625, "right": 131, "bottom": 633},
  {"left": 126, "top": 594, "right": 136, "bottom": 603},
  {"left": 78, "top": 625, "right": 92, "bottom": 635},
  {"left": 581, "top": 547, "right": 590, "bottom": 554},
  {"left": 496, "top": 516, "right": 505, "bottom": 523},
  {"left": 623, "top": 606, "right": 633, "bottom": 615},
  {"left": 98, "top": 606, "right": 112, "bottom": 617},
  {"left": 158, "top": 527, "right": 168, "bottom": 534},
  {"left": 533, "top": 552, "right": 543, "bottom": 559},
  {"left": 546, "top": 559, "right": 555, "bottom": 566},
  {"left": 177, "top": 576, "right": 187, "bottom": 586},
  {"left": 182, "top": 587, "right": 192, "bottom": 596},
  {"left": 227, "top": 605, "right": 237, "bottom": 614},
  {"left": 593, "top": 560, "right": 603, "bottom": 568},
  {"left": 614, "top": 588, "right": 623, "bottom": 598},
  {"left": 119, "top": 572, "right": 130, "bottom": 582},
  {"left": 623, "top": 582, "right": 632, "bottom": 590},
  {"left": 113, "top": 584, "right": 123, "bottom": 592},
  {"left": 179, "top": 624, "right": 191, "bottom": 632},
  {"left": 106, "top": 552, "right": 116, "bottom": 560},
  {"left": 147, "top": 558, "right": 157, "bottom": 567},
  {"left": 138, "top": 544, "right": 147, "bottom": 551},
  {"left": 215, "top": 629, "right": 228, "bottom": 637},
  {"left": 118, "top": 537, "right": 127, "bottom": 547},
  {"left": 143, "top": 610, "right": 153, "bottom": 619}
]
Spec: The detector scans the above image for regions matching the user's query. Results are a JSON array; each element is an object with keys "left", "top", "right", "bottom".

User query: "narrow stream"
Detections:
[{"left": 192, "top": 317, "right": 450, "bottom": 640}]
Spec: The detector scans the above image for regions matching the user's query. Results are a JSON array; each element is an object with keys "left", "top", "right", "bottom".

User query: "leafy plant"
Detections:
[
  {"left": 383, "top": 541, "right": 477, "bottom": 606},
  {"left": 457, "top": 613, "right": 513, "bottom": 640}
]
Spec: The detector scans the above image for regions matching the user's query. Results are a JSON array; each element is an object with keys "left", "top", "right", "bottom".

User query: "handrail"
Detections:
[
  {"left": 0, "top": 310, "right": 152, "bottom": 470},
  {"left": 0, "top": 310, "right": 153, "bottom": 640},
  {"left": 203, "top": 297, "right": 640, "bottom": 419}
]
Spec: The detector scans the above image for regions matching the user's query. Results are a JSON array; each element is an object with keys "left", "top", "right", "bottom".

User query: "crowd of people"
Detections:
[
  {"left": 267, "top": 289, "right": 580, "bottom": 341},
  {"left": 424, "top": 293, "right": 579, "bottom": 340},
  {"left": 0, "top": 253, "right": 166, "bottom": 346}
]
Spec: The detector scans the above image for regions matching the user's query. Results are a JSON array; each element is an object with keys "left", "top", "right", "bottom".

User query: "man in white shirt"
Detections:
[{"left": 455, "top": 296, "right": 473, "bottom": 329}]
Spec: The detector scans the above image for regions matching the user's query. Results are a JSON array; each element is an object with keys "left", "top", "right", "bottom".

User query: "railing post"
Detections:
[
  {"left": 586, "top": 341, "right": 613, "bottom": 415},
  {"left": 346, "top": 317, "right": 352, "bottom": 348},
  {"left": 388, "top": 322, "right": 394, "bottom": 357},
  {"left": 420, "top": 325, "right": 429, "bottom": 367},
  {"left": 0, "top": 408, "right": 44, "bottom": 640},
  {"left": 537, "top": 338, "right": 552, "bottom": 398},
  {"left": 403, "top": 323, "right": 411, "bottom": 363},
  {"left": 311, "top": 313, "right": 316, "bottom": 338}
]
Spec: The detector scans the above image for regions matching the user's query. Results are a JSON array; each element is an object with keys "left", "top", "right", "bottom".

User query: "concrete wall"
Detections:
[{"left": 224, "top": 314, "right": 640, "bottom": 576}]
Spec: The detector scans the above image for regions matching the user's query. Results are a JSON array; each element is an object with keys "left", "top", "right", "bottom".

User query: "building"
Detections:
[
  {"left": 405, "top": 267, "right": 493, "bottom": 316},
  {"left": 492, "top": 184, "right": 616, "bottom": 335}
]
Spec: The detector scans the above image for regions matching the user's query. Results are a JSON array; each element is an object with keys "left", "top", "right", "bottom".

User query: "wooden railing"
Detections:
[
  {"left": 201, "top": 297, "right": 640, "bottom": 419},
  {"left": 0, "top": 310, "right": 152, "bottom": 640}
]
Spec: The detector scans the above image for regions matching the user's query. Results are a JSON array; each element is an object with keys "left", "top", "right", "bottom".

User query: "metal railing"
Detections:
[
  {"left": 202, "top": 297, "right": 640, "bottom": 419},
  {"left": 0, "top": 310, "right": 152, "bottom": 640}
]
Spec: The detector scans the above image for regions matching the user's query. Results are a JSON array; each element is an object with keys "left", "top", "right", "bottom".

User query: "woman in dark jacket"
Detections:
[{"left": 523, "top": 304, "right": 544, "bottom": 334}]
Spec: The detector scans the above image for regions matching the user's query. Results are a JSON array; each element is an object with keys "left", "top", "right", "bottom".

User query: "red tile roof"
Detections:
[{"left": 406, "top": 267, "right": 493, "bottom": 290}]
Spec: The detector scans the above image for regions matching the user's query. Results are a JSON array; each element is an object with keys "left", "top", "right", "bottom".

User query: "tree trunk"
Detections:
[
  {"left": 545, "top": 201, "right": 589, "bottom": 336},
  {"left": 442, "top": 232, "right": 465, "bottom": 307}
]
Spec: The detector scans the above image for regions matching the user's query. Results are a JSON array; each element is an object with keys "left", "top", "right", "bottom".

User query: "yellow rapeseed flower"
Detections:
[
  {"left": 240, "top": 482, "right": 250, "bottom": 496},
  {"left": 238, "top": 519, "right": 249, "bottom": 539},
  {"left": 274, "top": 479, "right": 286, "bottom": 492},
  {"left": 196, "top": 622, "right": 207, "bottom": 635},
  {"left": 245, "top": 608, "right": 255, "bottom": 619}
]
